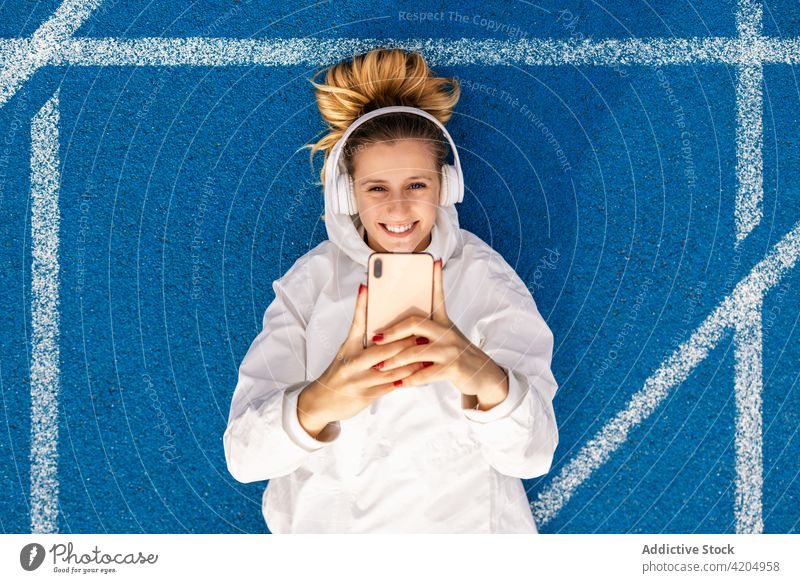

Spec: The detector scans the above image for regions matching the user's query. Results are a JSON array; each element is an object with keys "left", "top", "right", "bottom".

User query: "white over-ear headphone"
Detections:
[{"left": 323, "top": 105, "right": 464, "bottom": 215}]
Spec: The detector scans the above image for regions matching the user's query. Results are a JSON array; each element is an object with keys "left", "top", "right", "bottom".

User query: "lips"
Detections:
[{"left": 380, "top": 220, "right": 419, "bottom": 237}]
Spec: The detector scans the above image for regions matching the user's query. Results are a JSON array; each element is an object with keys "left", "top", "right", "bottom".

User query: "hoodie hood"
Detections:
[{"left": 323, "top": 184, "right": 464, "bottom": 269}]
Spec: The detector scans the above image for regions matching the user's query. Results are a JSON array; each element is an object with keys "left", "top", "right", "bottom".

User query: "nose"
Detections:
[{"left": 380, "top": 189, "right": 412, "bottom": 216}]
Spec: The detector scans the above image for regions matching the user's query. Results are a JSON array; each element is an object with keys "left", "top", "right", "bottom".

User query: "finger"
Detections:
[
  {"left": 363, "top": 362, "right": 428, "bottom": 398},
  {"left": 376, "top": 342, "right": 440, "bottom": 372},
  {"left": 372, "top": 314, "right": 443, "bottom": 346},
  {"left": 432, "top": 257, "right": 448, "bottom": 324},
  {"left": 354, "top": 335, "right": 423, "bottom": 371},
  {"left": 366, "top": 360, "right": 424, "bottom": 388},
  {"left": 347, "top": 282, "right": 368, "bottom": 349},
  {"left": 391, "top": 360, "right": 442, "bottom": 388}
]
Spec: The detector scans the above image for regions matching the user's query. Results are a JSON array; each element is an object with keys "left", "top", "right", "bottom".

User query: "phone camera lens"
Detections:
[{"left": 374, "top": 259, "right": 382, "bottom": 278}]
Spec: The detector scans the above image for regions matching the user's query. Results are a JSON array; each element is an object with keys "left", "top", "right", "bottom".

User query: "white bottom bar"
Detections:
[{"left": 1, "top": 533, "right": 797, "bottom": 582}]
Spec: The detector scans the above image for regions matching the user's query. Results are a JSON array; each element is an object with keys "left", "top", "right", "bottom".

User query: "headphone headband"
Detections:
[{"left": 323, "top": 105, "right": 464, "bottom": 213}]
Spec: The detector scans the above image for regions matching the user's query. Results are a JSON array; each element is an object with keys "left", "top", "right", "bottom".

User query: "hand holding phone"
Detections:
[{"left": 297, "top": 281, "right": 431, "bottom": 437}]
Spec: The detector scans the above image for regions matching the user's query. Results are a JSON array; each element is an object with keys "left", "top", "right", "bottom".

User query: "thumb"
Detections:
[
  {"left": 432, "top": 258, "right": 448, "bottom": 324},
  {"left": 348, "top": 282, "right": 368, "bottom": 348}
]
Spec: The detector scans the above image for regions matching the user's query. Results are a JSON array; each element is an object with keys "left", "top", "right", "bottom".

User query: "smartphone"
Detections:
[{"left": 364, "top": 252, "right": 434, "bottom": 348}]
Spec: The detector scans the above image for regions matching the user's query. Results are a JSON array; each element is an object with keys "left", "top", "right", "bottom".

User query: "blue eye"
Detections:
[{"left": 368, "top": 183, "right": 427, "bottom": 192}]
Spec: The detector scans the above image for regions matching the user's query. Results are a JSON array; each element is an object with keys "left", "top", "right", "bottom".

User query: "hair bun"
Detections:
[{"left": 304, "top": 48, "right": 460, "bottom": 184}]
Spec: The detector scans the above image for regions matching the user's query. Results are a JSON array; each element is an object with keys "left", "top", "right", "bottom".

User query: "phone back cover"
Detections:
[{"left": 365, "top": 252, "right": 434, "bottom": 347}]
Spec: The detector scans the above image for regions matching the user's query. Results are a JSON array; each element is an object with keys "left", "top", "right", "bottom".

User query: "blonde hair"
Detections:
[{"left": 304, "top": 48, "right": 461, "bottom": 186}]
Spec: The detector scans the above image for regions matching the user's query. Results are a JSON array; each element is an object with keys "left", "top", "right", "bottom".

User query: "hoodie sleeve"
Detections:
[
  {"left": 223, "top": 269, "right": 341, "bottom": 484},
  {"left": 460, "top": 251, "right": 559, "bottom": 480}
]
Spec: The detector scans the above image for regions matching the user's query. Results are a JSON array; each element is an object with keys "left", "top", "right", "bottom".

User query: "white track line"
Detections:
[
  {"left": 40, "top": 36, "right": 800, "bottom": 66},
  {"left": 29, "top": 89, "right": 61, "bottom": 534},
  {"left": 735, "top": 65, "right": 764, "bottom": 245},
  {"left": 737, "top": 0, "right": 762, "bottom": 39},
  {"left": 0, "top": 36, "right": 797, "bottom": 70},
  {"left": 731, "top": 0, "right": 765, "bottom": 534},
  {"left": 532, "top": 217, "right": 800, "bottom": 530},
  {"left": 735, "top": 0, "right": 764, "bottom": 245},
  {"left": 0, "top": 0, "right": 103, "bottom": 108},
  {"left": 733, "top": 298, "right": 764, "bottom": 533}
]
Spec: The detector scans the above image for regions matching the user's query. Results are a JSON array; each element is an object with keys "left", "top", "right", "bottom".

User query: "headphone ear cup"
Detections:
[
  {"left": 336, "top": 172, "right": 358, "bottom": 215},
  {"left": 440, "top": 164, "right": 460, "bottom": 206}
]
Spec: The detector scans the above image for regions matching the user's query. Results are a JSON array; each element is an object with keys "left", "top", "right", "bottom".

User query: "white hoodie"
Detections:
[{"left": 223, "top": 185, "right": 560, "bottom": 533}]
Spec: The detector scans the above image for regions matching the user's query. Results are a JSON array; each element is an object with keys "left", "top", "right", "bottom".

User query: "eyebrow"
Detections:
[{"left": 360, "top": 175, "right": 432, "bottom": 185}]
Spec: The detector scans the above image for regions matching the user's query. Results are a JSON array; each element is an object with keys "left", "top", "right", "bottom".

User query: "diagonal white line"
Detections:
[
  {"left": 29, "top": 89, "right": 61, "bottom": 534},
  {"left": 0, "top": 0, "right": 105, "bottom": 107},
  {"left": 532, "top": 217, "right": 800, "bottom": 529}
]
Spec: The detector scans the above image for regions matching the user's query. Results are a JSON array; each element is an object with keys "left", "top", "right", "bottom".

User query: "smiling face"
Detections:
[{"left": 351, "top": 139, "right": 441, "bottom": 254}]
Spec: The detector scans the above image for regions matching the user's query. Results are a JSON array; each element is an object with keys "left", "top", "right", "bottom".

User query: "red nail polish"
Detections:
[
  {"left": 416, "top": 337, "right": 429, "bottom": 345},
  {"left": 422, "top": 361, "right": 434, "bottom": 367},
  {"left": 394, "top": 379, "right": 403, "bottom": 387},
  {"left": 373, "top": 333, "right": 384, "bottom": 342},
  {"left": 358, "top": 283, "right": 366, "bottom": 295},
  {"left": 373, "top": 361, "right": 384, "bottom": 370}
]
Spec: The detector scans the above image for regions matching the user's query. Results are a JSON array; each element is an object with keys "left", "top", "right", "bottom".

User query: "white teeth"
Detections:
[{"left": 384, "top": 222, "right": 415, "bottom": 233}]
